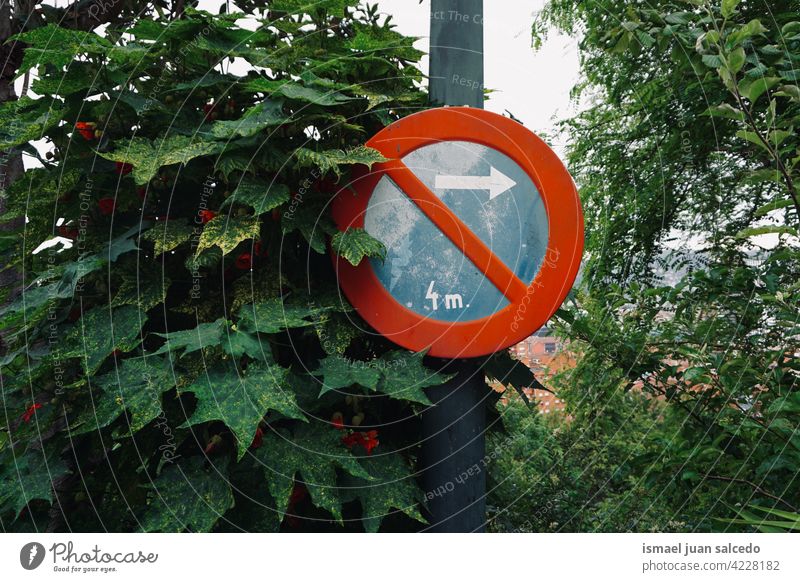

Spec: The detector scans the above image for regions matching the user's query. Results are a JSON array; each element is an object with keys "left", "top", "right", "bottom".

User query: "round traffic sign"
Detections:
[{"left": 331, "top": 107, "right": 583, "bottom": 358}]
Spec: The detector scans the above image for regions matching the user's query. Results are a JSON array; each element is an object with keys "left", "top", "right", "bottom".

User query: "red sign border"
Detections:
[{"left": 331, "top": 107, "right": 584, "bottom": 358}]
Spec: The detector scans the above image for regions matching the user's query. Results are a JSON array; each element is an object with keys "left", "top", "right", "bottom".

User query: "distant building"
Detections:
[{"left": 496, "top": 327, "right": 573, "bottom": 414}]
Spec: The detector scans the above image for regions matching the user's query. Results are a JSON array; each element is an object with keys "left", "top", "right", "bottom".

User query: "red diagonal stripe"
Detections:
[{"left": 380, "top": 158, "right": 528, "bottom": 302}]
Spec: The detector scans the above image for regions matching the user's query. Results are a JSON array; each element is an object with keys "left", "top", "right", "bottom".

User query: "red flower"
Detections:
[
  {"left": 271, "top": 209, "right": 281, "bottom": 222},
  {"left": 250, "top": 427, "right": 264, "bottom": 450},
  {"left": 235, "top": 252, "right": 253, "bottom": 270},
  {"left": 199, "top": 210, "right": 216, "bottom": 224},
  {"left": 342, "top": 430, "right": 379, "bottom": 455},
  {"left": 362, "top": 430, "right": 379, "bottom": 455},
  {"left": 98, "top": 197, "right": 116, "bottom": 216},
  {"left": 21, "top": 403, "right": 43, "bottom": 423},
  {"left": 115, "top": 162, "right": 133, "bottom": 175},
  {"left": 137, "top": 187, "right": 147, "bottom": 200},
  {"left": 75, "top": 121, "right": 96, "bottom": 140},
  {"left": 254, "top": 241, "right": 268, "bottom": 257}
]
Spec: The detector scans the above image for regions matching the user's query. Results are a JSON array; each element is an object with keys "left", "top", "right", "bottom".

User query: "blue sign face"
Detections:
[{"left": 364, "top": 141, "right": 549, "bottom": 323}]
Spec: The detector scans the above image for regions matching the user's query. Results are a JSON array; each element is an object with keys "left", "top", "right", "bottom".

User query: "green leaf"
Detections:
[
  {"left": 245, "top": 79, "right": 355, "bottom": 106},
  {"left": 140, "top": 457, "right": 234, "bottom": 532},
  {"left": 727, "top": 47, "right": 746, "bottom": 74},
  {"left": 180, "top": 362, "right": 306, "bottom": 460},
  {"left": 313, "top": 355, "right": 381, "bottom": 397},
  {"left": 294, "top": 145, "right": 388, "bottom": 178},
  {"left": 736, "top": 225, "right": 798, "bottom": 239},
  {"left": 0, "top": 97, "right": 65, "bottom": 149},
  {"left": 220, "top": 178, "right": 291, "bottom": 214},
  {"left": 706, "top": 103, "right": 745, "bottom": 120},
  {"left": 0, "top": 446, "right": 68, "bottom": 518},
  {"left": 101, "top": 136, "right": 220, "bottom": 185},
  {"left": 154, "top": 318, "right": 269, "bottom": 361},
  {"left": 373, "top": 351, "right": 454, "bottom": 405},
  {"left": 62, "top": 306, "right": 147, "bottom": 375},
  {"left": 775, "top": 84, "right": 800, "bottom": 102},
  {"left": 74, "top": 355, "right": 175, "bottom": 435},
  {"left": 13, "top": 24, "right": 111, "bottom": 74},
  {"left": 755, "top": 199, "right": 794, "bottom": 217},
  {"left": 196, "top": 215, "right": 260, "bottom": 255},
  {"left": 142, "top": 221, "right": 199, "bottom": 255},
  {"left": 331, "top": 227, "right": 387, "bottom": 266},
  {"left": 482, "top": 350, "right": 541, "bottom": 405},
  {"left": 340, "top": 454, "right": 426, "bottom": 532},
  {"left": 237, "top": 297, "right": 330, "bottom": 334},
  {"left": 738, "top": 77, "right": 781, "bottom": 103},
  {"left": 210, "top": 100, "right": 288, "bottom": 139},
  {"left": 721, "top": 0, "right": 740, "bottom": 19},
  {"left": 281, "top": 203, "right": 338, "bottom": 254},
  {"left": 254, "top": 424, "right": 372, "bottom": 522}
]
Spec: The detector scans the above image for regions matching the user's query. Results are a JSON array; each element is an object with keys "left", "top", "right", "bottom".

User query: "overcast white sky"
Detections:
[{"left": 376, "top": 0, "right": 580, "bottom": 139}]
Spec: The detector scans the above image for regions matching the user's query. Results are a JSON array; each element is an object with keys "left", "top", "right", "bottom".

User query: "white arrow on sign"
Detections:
[{"left": 434, "top": 166, "right": 516, "bottom": 200}]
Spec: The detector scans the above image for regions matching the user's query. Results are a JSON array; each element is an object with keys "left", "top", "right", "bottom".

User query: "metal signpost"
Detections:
[{"left": 331, "top": 1, "right": 584, "bottom": 532}]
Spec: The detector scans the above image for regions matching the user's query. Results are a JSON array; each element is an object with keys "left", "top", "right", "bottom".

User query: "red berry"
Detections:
[
  {"left": 75, "top": 121, "right": 96, "bottom": 140},
  {"left": 115, "top": 162, "right": 133, "bottom": 175},
  {"left": 199, "top": 210, "right": 217, "bottom": 224},
  {"left": 250, "top": 427, "right": 264, "bottom": 450},
  {"left": 98, "top": 197, "right": 116, "bottom": 215},
  {"left": 21, "top": 402, "right": 43, "bottom": 423},
  {"left": 235, "top": 252, "right": 253, "bottom": 270}
]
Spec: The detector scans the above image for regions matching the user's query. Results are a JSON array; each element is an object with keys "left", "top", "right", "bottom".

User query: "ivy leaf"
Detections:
[
  {"left": 482, "top": 350, "right": 546, "bottom": 406},
  {"left": 140, "top": 457, "right": 234, "bottom": 532},
  {"left": 211, "top": 100, "right": 288, "bottom": 138},
  {"left": 180, "top": 363, "right": 306, "bottom": 460},
  {"left": 220, "top": 178, "right": 291, "bottom": 214},
  {"left": 245, "top": 79, "right": 355, "bottom": 106},
  {"left": 13, "top": 24, "right": 111, "bottom": 74},
  {"left": 331, "top": 227, "right": 387, "bottom": 266},
  {"left": 374, "top": 351, "right": 454, "bottom": 405},
  {"left": 340, "top": 454, "right": 426, "bottom": 532},
  {"left": 281, "top": 203, "right": 337, "bottom": 254},
  {"left": 313, "top": 355, "right": 381, "bottom": 397},
  {"left": 0, "top": 97, "right": 65, "bottom": 149},
  {"left": 111, "top": 270, "right": 171, "bottom": 312},
  {"left": 62, "top": 306, "right": 147, "bottom": 375},
  {"left": 153, "top": 318, "right": 269, "bottom": 361},
  {"left": 0, "top": 445, "right": 69, "bottom": 519},
  {"left": 254, "top": 424, "right": 372, "bottom": 522},
  {"left": 142, "top": 221, "right": 199, "bottom": 255},
  {"left": 196, "top": 215, "right": 260, "bottom": 255},
  {"left": 101, "top": 135, "right": 220, "bottom": 185},
  {"left": 74, "top": 355, "right": 175, "bottom": 436},
  {"left": 294, "top": 145, "right": 388, "bottom": 178},
  {"left": 154, "top": 319, "right": 230, "bottom": 357},
  {"left": 237, "top": 297, "right": 329, "bottom": 334},
  {"left": 315, "top": 312, "right": 360, "bottom": 355}
]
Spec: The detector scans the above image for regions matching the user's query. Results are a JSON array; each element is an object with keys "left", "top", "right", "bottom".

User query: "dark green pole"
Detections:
[{"left": 421, "top": 0, "right": 487, "bottom": 533}]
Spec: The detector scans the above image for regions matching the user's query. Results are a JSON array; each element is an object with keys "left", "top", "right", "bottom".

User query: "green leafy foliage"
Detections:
[
  {"left": 181, "top": 363, "right": 306, "bottom": 460},
  {"left": 331, "top": 227, "right": 387, "bottom": 265},
  {"left": 0, "top": 5, "right": 440, "bottom": 533},
  {"left": 516, "top": 0, "right": 800, "bottom": 532}
]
